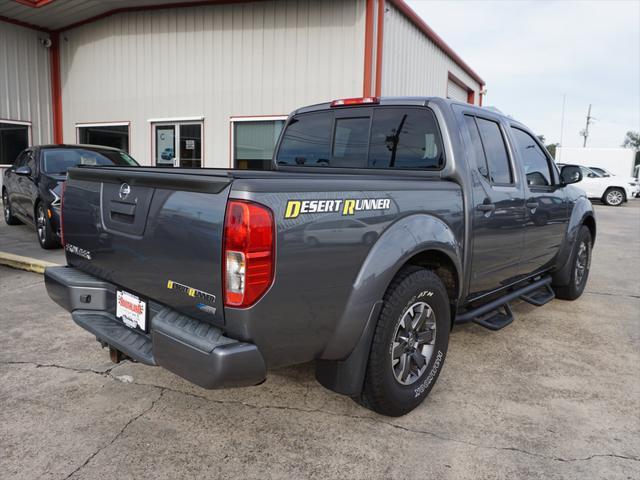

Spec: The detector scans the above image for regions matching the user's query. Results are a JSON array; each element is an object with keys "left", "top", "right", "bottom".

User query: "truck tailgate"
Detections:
[{"left": 62, "top": 166, "right": 232, "bottom": 325}]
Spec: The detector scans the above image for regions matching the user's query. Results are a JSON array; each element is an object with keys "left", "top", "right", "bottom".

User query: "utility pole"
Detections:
[
  {"left": 558, "top": 93, "right": 566, "bottom": 161},
  {"left": 580, "top": 104, "right": 593, "bottom": 147}
]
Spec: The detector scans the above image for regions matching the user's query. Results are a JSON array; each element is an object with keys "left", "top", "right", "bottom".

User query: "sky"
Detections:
[{"left": 406, "top": 0, "right": 640, "bottom": 148}]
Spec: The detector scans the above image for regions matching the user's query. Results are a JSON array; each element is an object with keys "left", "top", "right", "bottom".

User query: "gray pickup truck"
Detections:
[{"left": 45, "top": 97, "right": 595, "bottom": 416}]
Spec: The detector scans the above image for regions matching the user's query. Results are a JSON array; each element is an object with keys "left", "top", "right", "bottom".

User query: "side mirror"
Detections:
[
  {"left": 560, "top": 165, "right": 582, "bottom": 185},
  {"left": 15, "top": 166, "right": 32, "bottom": 176}
]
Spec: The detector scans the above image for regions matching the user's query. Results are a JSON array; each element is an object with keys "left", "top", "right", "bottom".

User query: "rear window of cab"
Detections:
[{"left": 275, "top": 107, "right": 445, "bottom": 170}]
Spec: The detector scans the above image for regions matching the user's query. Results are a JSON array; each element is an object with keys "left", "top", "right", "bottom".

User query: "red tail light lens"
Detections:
[
  {"left": 59, "top": 181, "right": 66, "bottom": 246},
  {"left": 223, "top": 200, "right": 274, "bottom": 308},
  {"left": 330, "top": 96, "right": 379, "bottom": 107}
]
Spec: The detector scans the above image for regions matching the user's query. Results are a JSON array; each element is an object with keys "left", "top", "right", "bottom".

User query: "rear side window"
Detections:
[
  {"left": 276, "top": 112, "right": 332, "bottom": 166},
  {"left": 475, "top": 117, "right": 513, "bottom": 184},
  {"left": 368, "top": 108, "right": 443, "bottom": 169},
  {"left": 510, "top": 127, "right": 553, "bottom": 186},
  {"left": 464, "top": 115, "right": 489, "bottom": 180},
  {"left": 276, "top": 107, "right": 444, "bottom": 170}
]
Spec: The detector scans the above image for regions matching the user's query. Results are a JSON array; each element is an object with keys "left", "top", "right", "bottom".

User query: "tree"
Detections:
[
  {"left": 622, "top": 131, "right": 640, "bottom": 151},
  {"left": 546, "top": 143, "right": 559, "bottom": 159}
]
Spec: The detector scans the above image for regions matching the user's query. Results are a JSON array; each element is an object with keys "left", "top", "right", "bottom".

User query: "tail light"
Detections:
[
  {"left": 59, "top": 181, "right": 66, "bottom": 246},
  {"left": 223, "top": 200, "right": 275, "bottom": 308},
  {"left": 330, "top": 96, "right": 379, "bottom": 107}
]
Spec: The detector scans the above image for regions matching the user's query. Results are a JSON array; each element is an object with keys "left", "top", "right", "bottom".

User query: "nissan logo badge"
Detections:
[{"left": 119, "top": 183, "right": 131, "bottom": 200}]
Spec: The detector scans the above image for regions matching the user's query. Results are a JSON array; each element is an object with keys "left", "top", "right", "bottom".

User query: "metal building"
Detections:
[{"left": 0, "top": 0, "right": 484, "bottom": 170}]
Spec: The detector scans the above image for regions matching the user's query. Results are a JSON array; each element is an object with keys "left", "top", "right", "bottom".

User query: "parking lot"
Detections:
[{"left": 1, "top": 202, "right": 639, "bottom": 480}]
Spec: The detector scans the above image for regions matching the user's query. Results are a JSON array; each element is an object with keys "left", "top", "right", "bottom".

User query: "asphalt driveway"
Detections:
[{"left": 1, "top": 202, "right": 639, "bottom": 479}]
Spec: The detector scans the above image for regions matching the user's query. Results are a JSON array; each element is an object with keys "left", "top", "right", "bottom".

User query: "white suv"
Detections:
[{"left": 557, "top": 164, "right": 634, "bottom": 206}]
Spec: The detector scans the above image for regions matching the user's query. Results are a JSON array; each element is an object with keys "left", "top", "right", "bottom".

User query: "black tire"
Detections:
[
  {"left": 602, "top": 187, "right": 625, "bottom": 206},
  {"left": 3, "top": 189, "right": 22, "bottom": 225},
  {"left": 553, "top": 225, "right": 592, "bottom": 300},
  {"left": 35, "top": 201, "right": 60, "bottom": 249},
  {"left": 306, "top": 236, "right": 319, "bottom": 246},
  {"left": 357, "top": 267, "right": 450, "bottom": 417}
]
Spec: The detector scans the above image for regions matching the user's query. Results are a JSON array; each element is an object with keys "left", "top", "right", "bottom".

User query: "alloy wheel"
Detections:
[
  {"left": 37, "top": 205, "right": 47, "bottom": 243},
  {"left": 391, "top": 301, "right": 437, "bottom": 385},
  {"left": 575, "top": 241, "right": 589, "bottom": 287},
  {"left": 3, "top": 192, "right": 9, "bottom": 221},
  {"left": 606, "top": 190, "right": 623, "bottom": 206}
]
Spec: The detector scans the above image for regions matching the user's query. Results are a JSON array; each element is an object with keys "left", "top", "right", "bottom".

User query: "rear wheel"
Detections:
[
  {"left": 3, "top": 189, "right": 21, "bottom": 225},
  {"left": 554, "top": 225, "right": 592, "bottom": 300},
  {"left": 35, "top": 201, "right": 59, "bottom": 249},
  {"left": 357, "top": 268, "right": 450, "bottom": 417},
  {"left": 602, "top": 187, "right": 625, "bottom": 206}
]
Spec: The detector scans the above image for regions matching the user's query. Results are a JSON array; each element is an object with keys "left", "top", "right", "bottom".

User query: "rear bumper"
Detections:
[{"left": 44, "top": 266, "right": 266, "bottom": 389}]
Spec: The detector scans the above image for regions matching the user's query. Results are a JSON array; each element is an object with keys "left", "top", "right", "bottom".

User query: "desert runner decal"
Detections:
[
  {"left": 284, "top": 198, "right": 391, "bottom": 219},
  {"left": 166, "top": 280, "right": 216, "bottom": 304}
]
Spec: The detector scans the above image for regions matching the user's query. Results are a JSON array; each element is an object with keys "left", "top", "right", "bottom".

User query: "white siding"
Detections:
[
  {"left": 381, "top": 3, "right": 481, "bottom": 103},
  {"left": 59, "top": 0, "right": 366, "bottom": 167},
  {"left": 0, "top": 22, "right": 53, "bottom": 145}
]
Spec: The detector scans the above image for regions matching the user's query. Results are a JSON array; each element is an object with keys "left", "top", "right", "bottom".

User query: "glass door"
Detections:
[{"left": 154, "top": 122, "right": 202, "bottom": 167}]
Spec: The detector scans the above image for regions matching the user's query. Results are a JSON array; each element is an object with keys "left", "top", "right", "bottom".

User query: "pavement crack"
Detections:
[
  {"left": 62, "top": 388, "right": 165, "bottom": 480},
  {"left": 0, "top": 360, "right": 117, "bottom": 376},
  {"left": 585, "top": 291, "right": 640, "bottom": 300},
  {"left": 366, "top": 419, "right": 640, "bottom": 464},
  {"left": 7, "top": 360, "right": 638, "bottom": 467}
]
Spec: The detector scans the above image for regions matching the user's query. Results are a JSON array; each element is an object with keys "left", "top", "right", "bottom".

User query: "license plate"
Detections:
[{"left": 116, "top": 290, "right": 147, "bottom": 332}]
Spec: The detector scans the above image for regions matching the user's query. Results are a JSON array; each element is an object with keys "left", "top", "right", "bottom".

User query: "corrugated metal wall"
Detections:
[
  {"left": 0, "top": 22, "right": 53, "bottom": 146},
  {"left": 59, "top": 0, "right": 366, "bottom": 167},
  {"left": 381, "top": 3, "right": 481, "bottom": 102}
]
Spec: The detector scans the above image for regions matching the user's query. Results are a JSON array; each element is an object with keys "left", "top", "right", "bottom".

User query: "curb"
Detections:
[{"left": 0, "top": 251, "right": 60, "bottom": 274}]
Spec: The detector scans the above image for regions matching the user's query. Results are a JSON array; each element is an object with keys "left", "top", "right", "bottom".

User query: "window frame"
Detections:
[
  {"left": 75, "top": 121, "right": 131, "bottom": 153},
  {"left": 229, "top": 115, "right": 288, "bottom": 169},
  {"left": 468, "top": 114, "right": 517, "bottom": 188},
  {"left": 0, "top": 119, "right": 32, "bottom": 167},
  {"left": 148, "top": 117, "right": 205, "bottom": 168},
  {"left": 509, "top": 125, "right": 559, "bottom": 189}
]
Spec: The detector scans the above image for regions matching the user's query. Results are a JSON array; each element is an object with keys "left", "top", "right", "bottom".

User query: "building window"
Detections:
[
  {"left": 76, "top": 123, "right": 130, "bottom": 152},
  {"left": 151, "top": 120, "right": 203, "bottom": 168},
  {"left": 0, "top": 121, "right": 30, "bottom": 165},
  {"left": 232, "top": 117, "right": 287, "bottom": 170}
]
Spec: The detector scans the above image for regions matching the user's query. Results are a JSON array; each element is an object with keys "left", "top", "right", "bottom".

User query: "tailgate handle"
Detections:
[{"left": 109, "top": 201, "right": 136, "bottom": 216}]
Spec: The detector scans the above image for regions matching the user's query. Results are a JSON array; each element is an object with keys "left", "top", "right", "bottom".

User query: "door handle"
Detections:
[{"left": 477, "top": 203, "right": 495, "bottom": 213}]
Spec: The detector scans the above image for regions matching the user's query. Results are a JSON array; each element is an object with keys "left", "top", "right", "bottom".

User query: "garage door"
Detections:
[{"left": 447, "top": 79, "right": 469, "bottom": 103}]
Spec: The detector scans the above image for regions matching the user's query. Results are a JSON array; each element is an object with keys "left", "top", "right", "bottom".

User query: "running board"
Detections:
[
  {"left": 520, "top": 284, "right": 555, "bottom": 306},
  {"left": 520, "top": 285, "right": 556, "bottom": 307},
  {"left": 471, "top": 303, "right": 513, "bottom": 331},
  {"left": 455, "top": 276, "right": 552, "bottom": 329}
]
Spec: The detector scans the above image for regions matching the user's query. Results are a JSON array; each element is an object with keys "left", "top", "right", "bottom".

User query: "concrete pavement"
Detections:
[{"left": 0, "top": 202, "right": 639, "bottom": 479}]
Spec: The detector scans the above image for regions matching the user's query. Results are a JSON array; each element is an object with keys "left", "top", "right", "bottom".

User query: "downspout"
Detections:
[{"left": 49, "top": 31, "right": 63, "bottom": 144}]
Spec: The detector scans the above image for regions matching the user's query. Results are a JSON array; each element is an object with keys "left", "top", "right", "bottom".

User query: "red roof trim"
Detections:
[
  {"left": 387, "top": 0, "right": 484, "bottom": 87},
  {"left": 13, "top": 0, "right": 56, "bottom": 8},
  {"left": 0, "top": 14, "right": 50, "bottom": 32},
  {"left": 58, "top": 0, "right": 265, "bottom": 32}
]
